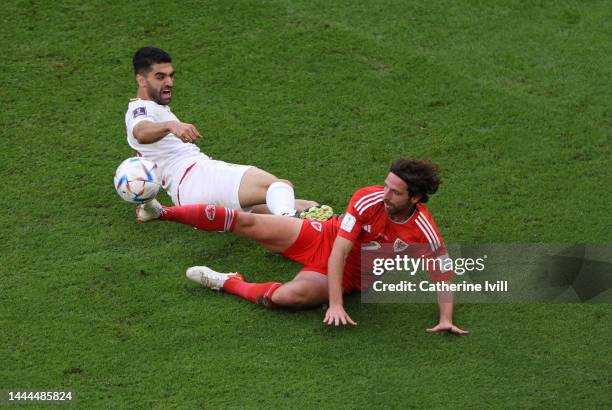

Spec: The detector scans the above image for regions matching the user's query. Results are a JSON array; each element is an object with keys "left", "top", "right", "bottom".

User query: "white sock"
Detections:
[{"left": 265, "top": 181, "right": 296, "bottom": 216}]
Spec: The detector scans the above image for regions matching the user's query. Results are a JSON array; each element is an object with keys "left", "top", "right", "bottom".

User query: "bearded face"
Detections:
[{"left": 138, "top": 62, "right": 174, "bottom": 105}]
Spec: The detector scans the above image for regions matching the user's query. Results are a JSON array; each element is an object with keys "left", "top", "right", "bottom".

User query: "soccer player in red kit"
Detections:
[{"left": 137, "top": 158, "right": 468, "bottom": 334}]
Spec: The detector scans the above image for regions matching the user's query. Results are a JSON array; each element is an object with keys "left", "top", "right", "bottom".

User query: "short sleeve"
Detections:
[
  {"left": 337, "top": 187, "right": 383, "bottom": 243},
  {"left": 126, "top": 102, "right": 157, "bottom": 136},
  {"left": 414, "top": 208, "right": 454, "bottom": 282}
]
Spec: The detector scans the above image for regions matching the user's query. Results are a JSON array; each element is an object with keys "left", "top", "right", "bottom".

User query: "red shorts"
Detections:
[{"left": 281, "top": 218, "right": 361, "bottom": 293}]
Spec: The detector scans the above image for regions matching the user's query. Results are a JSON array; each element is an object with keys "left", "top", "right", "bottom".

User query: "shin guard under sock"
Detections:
[{"left": 160, "top": 204, "right": 237, "bottom": 232}]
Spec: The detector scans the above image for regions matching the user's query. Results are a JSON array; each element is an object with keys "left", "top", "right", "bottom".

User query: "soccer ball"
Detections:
[{"left": 114, "top": 157, "right": 161, "bottom": 203}]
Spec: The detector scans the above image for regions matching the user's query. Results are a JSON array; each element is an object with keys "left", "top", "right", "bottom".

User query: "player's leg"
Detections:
[
  {"left": 269, "top": 271, "right": 329, "bottom": 308},
  {"left": 187, "top": 267, "right": 329, "bottom": 309},
  {"left": 140, "top": 201, "right": 303, "bottom": 253},
  {"left": 238, "top": 167, "right": 319, "bottom": 214},
  {"left": 251, "top": 200, "right": 321, "bottom": 215},
  {"left": 179, "top": 204, "right": 334, "bottom": 309},
  {"left": 230, "top": 211, "right": 303, "bottom": 252},
  {"left": 176, "top": 160, "right": 321, "bottom": 216},
  {"left": 251, "top": 198, "right": 334, "bottom": 221}
]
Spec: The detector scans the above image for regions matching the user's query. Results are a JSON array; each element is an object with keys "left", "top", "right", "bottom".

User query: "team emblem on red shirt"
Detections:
[
  {"left": 205, "top": 205, "right": 216, "bottom": 221},
  {"left": 310, "top": 221, "right": 322, "bottom": 232}
]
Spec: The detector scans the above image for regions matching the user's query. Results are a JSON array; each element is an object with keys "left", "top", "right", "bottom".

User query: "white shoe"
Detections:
[
  {"left": 186, "top": 266, "right": 243, "bottom": 290},
  {"left": 136, "top": 199, "right": 164, "bottom": 222}
]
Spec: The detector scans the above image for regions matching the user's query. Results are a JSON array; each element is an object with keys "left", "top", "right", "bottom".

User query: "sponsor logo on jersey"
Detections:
[
  {"left": 363, "top": 224, "right": 372, "bottom": 232},
  {"left": 361, "top": 241, "right": 381, "bottom": 251},
  {"left": 340, "top": 213, "right": 356, "bottom": 232},
  {"left": 133, "top": 106, "right": 147, "bottom": 118},
  {"left": 309, "top": 221, "right": 322, "bottom": 232},
  {"left": 205, "top": 205, "right": 216, "bottom": 221},
  {"left": 393, "top": 238, "right": 409, "bottom": 252}
]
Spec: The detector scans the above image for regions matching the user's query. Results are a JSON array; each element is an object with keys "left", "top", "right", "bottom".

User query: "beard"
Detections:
[
  {"left": 147, "top": 83, "right": 172, "bottom": 105},
  {"left": 384, "top": 200, "right": 413, "bottom": 219}
]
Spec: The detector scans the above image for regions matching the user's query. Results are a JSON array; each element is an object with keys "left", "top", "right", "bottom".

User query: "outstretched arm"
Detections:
[
  {"left": 426, "top": 289, "right": 469, "bottom": 335},
  {"left": 324, "top": 236, "right": 357, "bottom": 326},
  {"left": 133, "top": 120, "right": 201, "bottom": 144}
]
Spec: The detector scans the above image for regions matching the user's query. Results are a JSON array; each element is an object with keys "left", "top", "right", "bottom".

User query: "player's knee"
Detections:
[
  {"left": 276, "top": 178, "right": 293, "bottom": 188},
  {"left": 271, "top": 286, "right": 311, "bottom": 307},
  {"left": 248, "top": 168, "right": 293, "bottom": 189},
  {"left": 264, "top": 177, "right": 293, "bottom": 189},
  {"left": 235, "top": 211, "right": 257, "bottom": 229}
]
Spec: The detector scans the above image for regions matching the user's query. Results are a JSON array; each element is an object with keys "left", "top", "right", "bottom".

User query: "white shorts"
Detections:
[{"left": 171, "top": 158, "right": 253, "bottom": 210}]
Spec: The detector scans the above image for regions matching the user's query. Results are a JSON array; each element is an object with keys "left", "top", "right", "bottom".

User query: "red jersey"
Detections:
[
  {"left": 337, "top": 186, "right": 451, "bottom": 287},
  {"left": 282, "top": 185, "right": 452, "bottom": 293}
]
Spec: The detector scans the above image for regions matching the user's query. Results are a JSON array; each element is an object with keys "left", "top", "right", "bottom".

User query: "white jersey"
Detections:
[{"left": 125, "top": 98, "right": 208, "bottom": 196}]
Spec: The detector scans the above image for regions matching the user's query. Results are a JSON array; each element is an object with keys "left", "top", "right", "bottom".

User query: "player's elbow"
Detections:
[
  {"left": 132, "top": 123, "right": 153, "bottom": 144},
  {"left": 133, "top": 130, "right": 150, "bottom": 144},
  {"left": 327, "top": 242, "right": 351, "bottom": 273},
  {"left": 330, "top": 248, "right": 349, "bottom": 265},
  {"left": 332, "top": 238, "right": 353, "bottom": 260}
]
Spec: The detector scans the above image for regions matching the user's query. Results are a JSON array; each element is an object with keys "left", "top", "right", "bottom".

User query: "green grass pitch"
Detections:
[{"left": 1, "top": 0, "right": 610, "bottom": 407}]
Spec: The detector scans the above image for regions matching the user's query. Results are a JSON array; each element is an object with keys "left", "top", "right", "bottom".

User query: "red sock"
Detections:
[
  {"left": 223, "top": 278, "right": 282, "bottom": 308},
  {"left": 160, "top": 204, "right": 237, "bottom": 232}
]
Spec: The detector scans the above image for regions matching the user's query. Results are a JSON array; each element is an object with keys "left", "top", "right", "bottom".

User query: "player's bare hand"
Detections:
[
  {"left": 169, "top": 121, "right": 201, "bottom": 143},
  {"left": 426, "top": 321, "right": 469, "bottom": 335},
  {"left": 324, "top": 305, "right": 357, "bottom": 326}
]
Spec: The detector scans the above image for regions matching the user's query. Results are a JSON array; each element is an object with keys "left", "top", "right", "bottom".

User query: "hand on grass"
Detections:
[
  {"left": 324, "top": 305, "right": 357, "bottom": 326},
  {"left": 426, "top": 321, "right": 468, "bottom": 335}
]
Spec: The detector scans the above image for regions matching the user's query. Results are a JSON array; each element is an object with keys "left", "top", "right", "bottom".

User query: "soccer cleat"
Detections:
[
  {"left": 299, "top": 205, "right": 334, "bottom": 221},
  {"left": 135, "top": 198, "right": 164, "bottom": 222},
  {"left": 186, "top": 266, "right": 243, "bottom": 290},
  {"left": 280, "top": 209, "right": 299, "bottom": 218}
]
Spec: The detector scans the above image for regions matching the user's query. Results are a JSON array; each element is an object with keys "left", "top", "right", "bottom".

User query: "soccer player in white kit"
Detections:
[{"left": 126, "top": 47, "right": 329, "bottom": 217}]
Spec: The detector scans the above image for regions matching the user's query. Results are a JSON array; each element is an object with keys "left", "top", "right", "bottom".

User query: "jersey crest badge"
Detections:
[
  {"left": 393, "top": 238, "right": 409, "bottom": 252},
  {"left": 133, "top": 106, "right": 147, "bottom": 118},
  {"left": 205, "top": 205, "right": 216, "bottom": 221},
  {"left": 309, "top": 221, "right": 322, "bottom": 232}
]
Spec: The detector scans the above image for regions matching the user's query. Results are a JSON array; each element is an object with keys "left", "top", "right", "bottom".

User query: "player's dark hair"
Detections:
[
  {"left": 389, "top": 158, "right": 441, "bottom": 203},
  {"left": 133, "top": 47, "right": 172, "bottom": 75}
]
